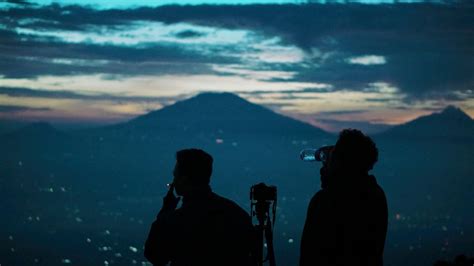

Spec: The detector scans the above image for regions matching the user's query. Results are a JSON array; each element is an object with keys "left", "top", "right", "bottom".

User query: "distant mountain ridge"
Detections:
[
  {"left": 0, "top": 119, "right": 29, "bottom": 135},
  {"left": 379, "top": 105, "right": 474, "bottom": 138},
  {"left": 4, "top": 121, "right": 66, "bottom": 139},
  {"left": 103, "top": 92, "right": 329, "bottom": 139},
  {"left": 1, "top": 94, "right": 472, "bottom": 140}
]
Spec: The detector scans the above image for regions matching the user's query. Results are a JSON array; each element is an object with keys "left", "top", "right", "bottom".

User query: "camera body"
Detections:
[{"left": 250, "top": 183, "right": 277, "bottom": 202}]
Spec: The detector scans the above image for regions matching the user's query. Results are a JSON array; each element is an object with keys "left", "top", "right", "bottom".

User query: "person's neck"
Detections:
[
  {"left": 181, "top": 184, "right": 212, "bottom": 198},
  {"left": 328, "top": 171, "right": 370, "bottom": 188}
]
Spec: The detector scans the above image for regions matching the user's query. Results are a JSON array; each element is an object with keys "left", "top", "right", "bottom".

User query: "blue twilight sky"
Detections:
[{"left": 0, "top": 0, "right": 472, "bottom": 132}]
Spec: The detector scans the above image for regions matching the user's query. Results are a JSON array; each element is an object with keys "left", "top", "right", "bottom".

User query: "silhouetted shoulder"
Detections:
[
  {"left": 306, "top": 189, "right": 330, "bottom": 216},
  {"left": 376, "top": 181, "right": 386, "bottom": 194},
  {"left": 374, "top": 182, "right": 388, "bottom": 216},
  {"left": 212, "top": 192, "right": 251, "bottom": 219},
  {"left": 310, "top": 189, "right": 330, "bottom": 205},
  {"left": 375, "top": 183, "right": 386, "bottom": 199},
  {"left": 371, "top": 177, "right": 388, "bottom": 204}
]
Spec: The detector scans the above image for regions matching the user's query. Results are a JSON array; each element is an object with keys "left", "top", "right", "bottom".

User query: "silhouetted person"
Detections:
[
  {"left": 300, "top": 129, "right": 388, "bottom": 266},
  {"left": 145, "top": 148, "right": 255, "bottom": 266}
]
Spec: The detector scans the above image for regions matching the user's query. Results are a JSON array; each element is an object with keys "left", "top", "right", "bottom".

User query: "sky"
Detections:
[{"left": 0, "top": 0, "right": 473, "bottom": 132}]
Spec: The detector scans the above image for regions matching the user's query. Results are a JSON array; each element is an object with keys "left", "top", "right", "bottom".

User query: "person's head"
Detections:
[
  {"left": 173, "top": 148, "right": 213, "bottom": 196},
  {"left": 328, "top": 129, "right": 378, "bottom": 178}
]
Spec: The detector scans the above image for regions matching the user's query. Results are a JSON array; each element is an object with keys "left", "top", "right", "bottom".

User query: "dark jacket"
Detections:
[
  {"left": 145, "top": 186, "right": 255, "bottom": 266},
  {"left": 300, "top": 174, "right": 388, "bottom": 266}
]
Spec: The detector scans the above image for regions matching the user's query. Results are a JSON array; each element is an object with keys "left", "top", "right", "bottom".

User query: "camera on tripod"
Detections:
[{"left": 251, "top": 183, "right": 277, "bottom": 202}]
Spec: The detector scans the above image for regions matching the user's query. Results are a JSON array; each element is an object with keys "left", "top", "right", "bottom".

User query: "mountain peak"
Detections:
[
  {"left": 184, "top": 92, "right": 251, "bottom": 108},
  {"left": 380, "top": 105, "right": 473, "bottom": 138},
  {"left": 134, "top": 92, "right": 258, "bottom": 122},
  {"left": 193, "top": 92, "right": 243, "bottom": 100},
  {"left": 118, "top": 92, "right": 329, "bottom": 137},
  {"left": 439, "top": 105, "right": 472, "bottom": 120}
]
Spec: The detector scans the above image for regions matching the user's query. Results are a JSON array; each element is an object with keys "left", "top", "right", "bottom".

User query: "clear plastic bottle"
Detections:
[
  {"left": 300, "top": 145, "right": 334, "bottom": 162},
  {"left": 300, "top": 149, "right": 317, "bottom": 161}
]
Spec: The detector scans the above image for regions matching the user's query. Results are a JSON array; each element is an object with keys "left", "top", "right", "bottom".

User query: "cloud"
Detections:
[
  {"left": 0, "top": 26, "right": 241, "bottom": 78},
  {"left": 0, "top": 87, "right": 185, "bottom": 104},
  {"left": 0, "top": 105, "right": 50, "bottom": 113},
  {"left": 314, "top": 110, "right": 368, "bottom": 116},
  {"left": 130, "top": 3, "right": 472, "bottom": 100},
  {"left": 1, "top": 6, "right": 265, "bottom": 79},
  {"left": 0, "top": 2, "right": 473, "bottom": 125},
  {"left": 0, "top": 73, "right": 319, "bottom": 99},
  {"left": 312, "top": 118, "right": 393, "bottom": 134},
  {"left": 4, "top": 0, "right": 34, "bottom": 7},
  {"left": 346, "top": 55, "right": 386, "bottom": 66},
  {"left": 5, "top": 4, "right": 471, "bottom": 98},
  {"left": 211, "top": 64, "right": 299, "bottom": 81},
  {"left": 0, "top": 86, "right": 187, "bottom": 122},
  {"left": 174, "top": 30, "right": 207, "bottom": 38}
]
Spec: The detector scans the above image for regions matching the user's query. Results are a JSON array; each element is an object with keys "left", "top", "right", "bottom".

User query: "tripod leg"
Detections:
[
  {"left": 254, "top": 225, "right": 264, "bottom": 266},
  {"left": 265, "top": 217, "right": 276, "bottom": 266}
]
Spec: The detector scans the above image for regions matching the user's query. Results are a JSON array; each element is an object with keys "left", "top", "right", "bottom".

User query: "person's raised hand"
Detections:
[{"left": 161, "top": 184, "right": 181, "bottom": 213}]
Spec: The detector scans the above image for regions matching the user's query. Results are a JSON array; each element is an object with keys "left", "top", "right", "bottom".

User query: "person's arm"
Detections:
[
  {"left": 375, "top": 188, "right": 388, "bottom": 265},
  {"left": 144, "top": 213, "right": 173, "bottom": 266},
  {"left": 144, "top": 186, "right": 181, "bottom": 266},
  {"left": 365, "top": 185, "right": 388, "bottom": 266},
  {"left": 300, "top": 191, "right": 328, "bottom": 266}
]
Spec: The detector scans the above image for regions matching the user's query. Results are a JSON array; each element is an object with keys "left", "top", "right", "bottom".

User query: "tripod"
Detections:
[{"left": 250, "top": 183, "right": 277, "bottom": 266}]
